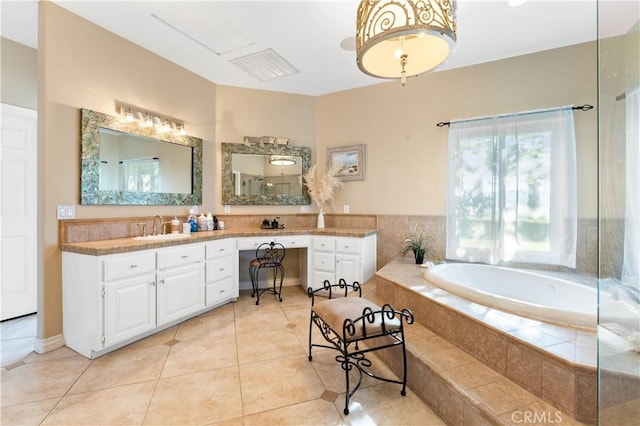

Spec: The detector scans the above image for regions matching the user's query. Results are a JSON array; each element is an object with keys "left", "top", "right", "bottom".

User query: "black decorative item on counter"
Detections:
[{"left": 261, "top": 217, "right": 285, "bottom": 230}]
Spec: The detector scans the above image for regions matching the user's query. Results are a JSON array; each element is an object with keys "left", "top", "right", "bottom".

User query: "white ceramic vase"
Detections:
[{"left": 317, "top": 209, "right": 325, "bottom": 229}]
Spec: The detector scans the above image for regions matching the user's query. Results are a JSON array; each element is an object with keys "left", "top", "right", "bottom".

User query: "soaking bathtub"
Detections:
[{"left": 423, "top": 263, "right": 598, "bottom": 328}]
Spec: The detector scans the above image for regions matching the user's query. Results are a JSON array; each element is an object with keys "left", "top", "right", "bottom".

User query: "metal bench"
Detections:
[{"left": 307, "top": 279, "right": 414, "bottom": 415}]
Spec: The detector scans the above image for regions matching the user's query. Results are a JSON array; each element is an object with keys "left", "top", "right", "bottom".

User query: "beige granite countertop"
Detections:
[{"left": 60, "top": 227, "right": 378, "bottom": 256}]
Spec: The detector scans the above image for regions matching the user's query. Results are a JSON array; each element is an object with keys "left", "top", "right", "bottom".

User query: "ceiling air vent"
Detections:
[{"left": 230, "top": 48, "right": 299, "bottom": 82}]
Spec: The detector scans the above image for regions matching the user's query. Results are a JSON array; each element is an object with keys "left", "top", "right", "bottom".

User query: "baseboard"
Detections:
[{"left": 34, "top": 334, "right": 64, "bottom": 354}]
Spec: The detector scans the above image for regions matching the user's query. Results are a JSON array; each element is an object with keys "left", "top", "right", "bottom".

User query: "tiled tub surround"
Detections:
[
  {"left": 372, "top": 260, "right": 597, "bottom": 425},
  {"left": 375, "top": 215, "right": 599, "bottom": 276}
]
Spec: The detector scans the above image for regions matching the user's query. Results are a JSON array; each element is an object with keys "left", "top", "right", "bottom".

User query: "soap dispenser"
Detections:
[
  {"left": 170, "top": 215, "right": 180, "bottom": 234},
  {"left": 197, "top": 213, "right": 207, "bottom": 232}
]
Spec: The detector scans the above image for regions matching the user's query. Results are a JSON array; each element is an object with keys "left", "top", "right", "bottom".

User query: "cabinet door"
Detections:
[
  {"left": 157, "top": 264, "right": 205, "bottom": 326},
  {"left": 312, "top": 271, "right": 335, "bottom": 291},
  {"left": 104, "top": 274, "right": 156, "bottom": 347},
  {"left": 336, "top": 254, "right": 361, "bottom": 285}
]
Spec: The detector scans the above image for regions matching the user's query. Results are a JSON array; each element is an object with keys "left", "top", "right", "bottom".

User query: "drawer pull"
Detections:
[
  {"left": 219, "top": 248, "right": 226, "bottom": 252},
  {"left": 219, "top": 267, "right": 225, "bottom": 271},
  {"left": 181, "top": 255, "right": 189, "bottom": 259},
  {"left": 129, "top": 264, "right": 138, "bottom": 268},
  {"left": 150, "top": 282, "right": 156, "bottom": 287},
  {"left": 219, "top": 289, "right": 226, "bottom": 294},
  {"left": 159, "top": 279, "right": 165, "bottom": 285}
]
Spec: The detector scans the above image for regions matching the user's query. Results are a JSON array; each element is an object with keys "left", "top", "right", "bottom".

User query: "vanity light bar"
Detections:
[
  {"left": 117, "top": 106, "right": 186, "bottom": 136},
  {"left": 243, "top": 136, "right": 290, "bottom": 146}
]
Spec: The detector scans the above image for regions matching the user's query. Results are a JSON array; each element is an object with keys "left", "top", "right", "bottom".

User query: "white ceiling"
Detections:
[{"left": 1, "top": 1, "right": 638, "bottom": 96}]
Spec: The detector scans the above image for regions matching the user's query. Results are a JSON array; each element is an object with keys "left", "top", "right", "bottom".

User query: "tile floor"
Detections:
[{"left": 1, "top": 286, "right": 445, "bottom": 425}]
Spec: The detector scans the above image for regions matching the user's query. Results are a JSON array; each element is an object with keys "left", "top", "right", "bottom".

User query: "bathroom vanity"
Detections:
[{"left": 61, "top": 227, "right": 376, "bottom": 358}]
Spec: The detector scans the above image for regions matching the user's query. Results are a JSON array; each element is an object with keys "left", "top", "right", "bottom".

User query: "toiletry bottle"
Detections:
[
  {"left": 213, "top": 216, "right": 219, "bottom": 230},
  {"left": 206, "top": 212, "right": 214, "bottom": 231},
  {"left": 198, "top": 213, "right": 207, "bottom": 231},
  {"left": 171, "top": 215, "right": 180, "bottom": 234},
  {"left": 188, "top": 208, "right": 198, "bottom": 232}
]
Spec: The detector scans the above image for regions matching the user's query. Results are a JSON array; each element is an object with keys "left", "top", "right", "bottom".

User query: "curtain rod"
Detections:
[
  {"left": 617, "top": 87, "right": 639, "bottom": 101},
  {"left": 435, "top": 104, "right": 593, "bottom": 128}
]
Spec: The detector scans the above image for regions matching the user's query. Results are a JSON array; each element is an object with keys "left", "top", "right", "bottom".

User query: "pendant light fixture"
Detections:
[
  {"left": 269, "top": 155, "right": 296, "bottom": 166},
  {"left": 356, "top": 0, "right": 457, "bottom": 86}
]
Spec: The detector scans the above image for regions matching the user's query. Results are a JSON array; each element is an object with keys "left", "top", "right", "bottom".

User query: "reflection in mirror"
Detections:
[
  {"left": 222, "top": 143, "right": 311, "bottom": 205},
  {"left": 81, "top": 108, "right": 202, "bottom": 205},
  {"left": 231, "top": 154, "right": 303, "bottom": 197},
  {"left": 98, "top": 128, "right": 193, "bottom": 194}
]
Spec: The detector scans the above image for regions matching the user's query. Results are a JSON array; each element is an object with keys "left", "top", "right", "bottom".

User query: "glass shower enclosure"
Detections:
[{"left": 597, "top": 1, "right": 639, "bottom": 424}]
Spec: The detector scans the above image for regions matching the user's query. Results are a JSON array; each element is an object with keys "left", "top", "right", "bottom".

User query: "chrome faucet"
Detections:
[
  {"left": 153, "top": 215, "right": 164, "bottom": 236},
  {"left": 612, "top": 284, "right": 640, "bottom": 304}
]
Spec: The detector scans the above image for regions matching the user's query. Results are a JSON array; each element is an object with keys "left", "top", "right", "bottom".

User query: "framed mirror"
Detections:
[
  {"left": 222, "top": 142, "right": 311, "bottom": 205},
  {"left": 81, "top": 108, "right": 202, "bottom": 205}
]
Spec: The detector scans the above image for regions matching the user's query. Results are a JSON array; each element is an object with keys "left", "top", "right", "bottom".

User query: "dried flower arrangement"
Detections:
[{"left": 303, "top": 164, "right": 343, "bottom": 211}]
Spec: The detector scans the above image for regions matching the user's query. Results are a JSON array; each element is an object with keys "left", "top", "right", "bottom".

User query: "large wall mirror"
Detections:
[
  {"left": 222, "top": 142, "right": 311, "bottom": 205},
  {"left": 81, "top": 108, "right": 202, "bottom": 205}
]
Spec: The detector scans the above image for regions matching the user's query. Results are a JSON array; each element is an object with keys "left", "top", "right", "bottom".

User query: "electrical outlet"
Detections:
[
  {"left": 300, "top": 205, "right": 309, "bottom": 213},
  {"left": 224, "top": 205, "right": 231, "bottom": 213},
  {"left": 343, "top": 205, "right": 350, "bottom": 214}
]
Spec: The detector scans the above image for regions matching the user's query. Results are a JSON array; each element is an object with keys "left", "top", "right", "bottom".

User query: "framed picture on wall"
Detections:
[{"left": 327, "top": 144, "right": 366, "bottom": 181}]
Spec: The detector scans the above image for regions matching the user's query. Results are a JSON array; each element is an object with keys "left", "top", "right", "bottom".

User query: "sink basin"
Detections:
[{"left": 133, "top": 234, "right": 192, "bottom": 241}]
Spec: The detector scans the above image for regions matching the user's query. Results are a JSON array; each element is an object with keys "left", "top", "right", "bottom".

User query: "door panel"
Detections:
[{"left": 1, "top": 104, "right": 37, "bottom": 320}]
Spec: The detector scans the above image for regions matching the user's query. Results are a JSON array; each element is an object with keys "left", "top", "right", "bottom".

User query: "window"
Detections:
[
  {"left": 446, "top": 108, "right": 577, "bottom": 268},
  {"left": 119, "top": 158, "right": 160, "bottom": 193}
]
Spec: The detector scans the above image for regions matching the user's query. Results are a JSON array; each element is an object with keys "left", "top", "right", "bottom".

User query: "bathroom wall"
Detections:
[
  {"left": 36, "top": 2, "right": 600, "bottom": 340},
  {"left": 37, "top": 3, "right": 319, "bottom": 340},
  {"left": 0, "top": 37, "right": 37, "bottom": 109},
  {"left": 38, "top": 2, "right": 217, "bottom": 339},
  {"left": 316, "top": 42, "right": 599, "bottom": 274}
]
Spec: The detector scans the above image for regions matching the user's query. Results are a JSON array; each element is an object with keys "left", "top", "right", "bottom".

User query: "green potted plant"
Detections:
[{"left": 399, "top": 224, "right": 438, "bottom": 265}]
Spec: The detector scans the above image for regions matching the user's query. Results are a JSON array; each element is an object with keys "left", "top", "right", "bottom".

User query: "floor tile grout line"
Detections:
[{"left": 37, "top": 353, "right": 94, "bottom": 425}]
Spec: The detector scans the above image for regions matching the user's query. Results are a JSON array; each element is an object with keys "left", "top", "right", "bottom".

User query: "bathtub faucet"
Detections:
[{"left": 611, "top": 284, "right": 640, "bottom": 304}]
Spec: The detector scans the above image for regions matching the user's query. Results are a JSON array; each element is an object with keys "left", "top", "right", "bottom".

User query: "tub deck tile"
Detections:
[{"left": 371, "top": 261, "right": 596, "bottom": 424}]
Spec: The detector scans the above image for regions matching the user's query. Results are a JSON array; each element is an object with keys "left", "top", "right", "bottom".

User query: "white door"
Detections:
[{"left": 1, "top": 104, "right": 37, "bottom": 321}]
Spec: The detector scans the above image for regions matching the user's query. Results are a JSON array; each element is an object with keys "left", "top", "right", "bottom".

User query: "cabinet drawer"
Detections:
[
  {"left": 277, "top": 236, "right": 310, "bottom": 249},
  {"left": 157, "top": 244, "right": 204, "bottom": 270},
  {"left": 103, "top": 252, "right": 156, "bottom": 282},
  {"left": 206, "top": 277, "right": 234, "bottom": 306},
  {"left": 335, "top": 237, "right": 361, "bottom": 254},
  {"left": 312, "top": 237, "right": 335, "bottom": 252},
  {"left": 206, "top": 256, "right": 233, "bottom": 282},
  {"left": 236, "top": 237, "right": 270, "bottom": 251},
  {"left": 205, "top": 239, "right": 235, "bottom": 259},
  {"left": 313, "top": 252, "right": 335, "bottom": 272}
]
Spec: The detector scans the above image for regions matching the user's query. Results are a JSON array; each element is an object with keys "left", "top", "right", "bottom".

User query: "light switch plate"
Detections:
[
  {"left": 300, "top": 205, "right": 309, "bottom": 213},
  {"left": 343, "top": 205, "right": 350, "bottom": 214},
  {"left": 57, "top": 205, "right": 76, "bottom": 219},
  {"left": 223, "top": 205, "right": 231, "bottom": 213}
]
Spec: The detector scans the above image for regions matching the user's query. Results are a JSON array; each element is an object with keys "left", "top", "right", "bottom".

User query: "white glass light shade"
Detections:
[
  {"left": 269, "top": 155, "right": 296, "bottom": 166},
  {"left": 356, "top": 0, "right": 457, "bottom": 79}
]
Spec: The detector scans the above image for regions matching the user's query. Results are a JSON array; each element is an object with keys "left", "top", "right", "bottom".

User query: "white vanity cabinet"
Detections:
[
  {"left": 205, "top": 239, "right": 237, "bottom": 307},
  {"left": 309, "top": 235, "right": 377, "bottom": 291},
  {"left": 62, "top": 243, "right": 206, "bottom": 359}
]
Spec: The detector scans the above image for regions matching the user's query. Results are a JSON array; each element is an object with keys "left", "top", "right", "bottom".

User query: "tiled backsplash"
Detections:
[{"left": 59, "top": 213, "right": 598, "bottom": 276}]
